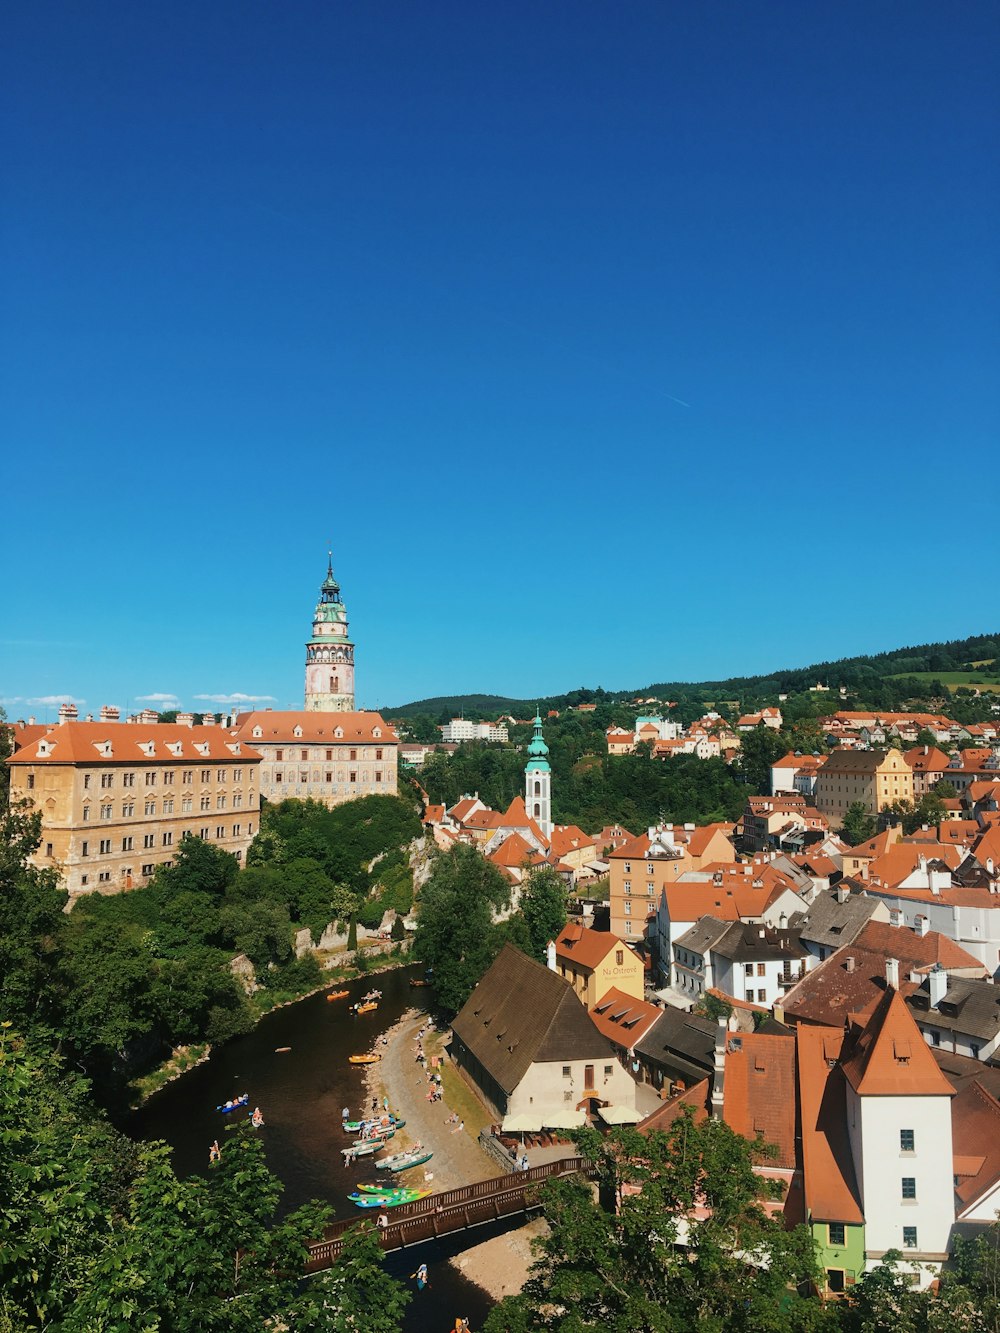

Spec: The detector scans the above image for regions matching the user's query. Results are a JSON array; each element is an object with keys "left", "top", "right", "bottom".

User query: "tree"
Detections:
[
  {"left": 841, "top": 802, "right": 876, "bottom": 846},
  {"left": 413, "top": 844, "right": 512, "bottom": 1014},
  {"left": 517, "top": 866, "right": 567, "bottom": 963},
  {"left": 0, "top": 798, "right": 68, "bottom": 1034},
  {"left": 737, "top": 726, "right": 790, "bottom": 794},
  {"left": 483, "top": 1115, "right": 828, "bottom": 1332}
]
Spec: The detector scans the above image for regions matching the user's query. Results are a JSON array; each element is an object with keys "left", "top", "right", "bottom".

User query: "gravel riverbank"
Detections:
[{"left": 360, "top": 1008, "right": 543, "bottom": 1304}]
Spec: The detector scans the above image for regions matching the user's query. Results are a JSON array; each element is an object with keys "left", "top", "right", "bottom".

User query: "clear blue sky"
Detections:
[{"left": 2, "top": 2, "right": 997, "bottom": 718}]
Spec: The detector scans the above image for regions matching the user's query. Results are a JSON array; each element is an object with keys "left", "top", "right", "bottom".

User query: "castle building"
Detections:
[
  {"left": 525, "top": 710, "right": 552, "bottom": 839},
  {"left": 6, "top": 720, "right": 262, "bottom": 900},
  {"left": 304, "top": 556, "right": 355, "bottom": 712}
]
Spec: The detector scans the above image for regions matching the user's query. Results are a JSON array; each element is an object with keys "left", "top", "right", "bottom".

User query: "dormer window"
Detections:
[
  {"left": 334, "top": 727, "right": 344, "bottom": 739},
  {"left": 373, "top": 727, "right": 382, "bottom": 739},
  {"left": 293, "top": 726, "right": 303, "bottom": 738},
  {"left": 252, "top": 726, "right": 262, "bottom": 738}
]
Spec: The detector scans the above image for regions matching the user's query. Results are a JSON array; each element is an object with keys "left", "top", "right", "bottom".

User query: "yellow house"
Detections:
[
  {"left": 814, "top": 748, "right": 914, "bottom": 824},
  {"left": 554, "top": 923, "right": 645, "bottom": 1007},
  {"left": 7, "top": 719, "right": 262, "bottom": 901},
  {"left": 607, "top": 822, "right": 737, "bottom": 944}
]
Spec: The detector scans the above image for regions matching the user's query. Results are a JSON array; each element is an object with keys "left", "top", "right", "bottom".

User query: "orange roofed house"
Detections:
[
  {"left": 553, "top": 924, "right": 645, "bottom": 1006},
  {"left": 608, "top": 822, "right": 737, "bottom": 945}
]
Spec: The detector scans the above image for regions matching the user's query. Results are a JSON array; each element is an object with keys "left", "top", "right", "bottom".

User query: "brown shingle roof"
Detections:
[
  {"left": 723, "top": 1032, "right": 797, "bottom": 1168},
  {"left": 451, "top": 944, "right": 618, "bottom": 1094}
]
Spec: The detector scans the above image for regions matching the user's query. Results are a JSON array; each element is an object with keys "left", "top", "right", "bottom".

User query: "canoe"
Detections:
[
  {"left": 386, "top": 1150, "right": 433, "bottom": 1173},
  {"left": 353, "top": 1002, "right": 378, "bottom": 1014},
  {"left": 216, "top": 1094, "right": 249, "bottom": 1113},
  {"left": 346, "top": 1114, "right": 404, "bottom": 1134},
  {"left": 348, "top": 1053, "right": 381, "bottom": 1065},
  {"left": 274, "top": 1046, "right": 292, "bottom": 1053},
  {"left": 356, "top": 1184, "right": 431, "bottom": 1200},
  {"left": 326, "top": 990, "right": 350, "bottom": 1002},
  {"left": 342, "top": 1140, "right": 382, "bottom": 1158},
  {"left": 348, "top": 1188, "right": 433, "bottom": 1208},
  {"left": 361, "top": 990, "right": 382, "bottom": 1001},
  {"left": 409, "top": 978, "right": 430, "bottom": 987}
]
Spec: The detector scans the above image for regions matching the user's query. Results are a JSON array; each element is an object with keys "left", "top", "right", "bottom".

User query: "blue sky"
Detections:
[{"left": 2, "top": 2, "right": 997, "bottom": 718}]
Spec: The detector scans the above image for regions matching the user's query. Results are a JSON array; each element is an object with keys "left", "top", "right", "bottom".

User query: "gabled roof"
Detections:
[
  {"left": 487, "top": 831, "right": 536, "bottom": 869},
  {"left": 796, "top": 1026, "right": 864, "bottom": 1224},
  {"left": 794, "top": 888, "right": 885, "bottom": 951},
  {"left": 452, "top": 944, "right": 617, "bottom": 1093},
  {"left": 589, "top": 987, "right": 662, "bottom": 1047},
  {"left": 908, "top": 976, "right": 1000, "bottom": 1040},
  {"left": 549, "top": 825, "right": 596, "bottom": 858},
  {"left": 952, "top": 1080, "right": 1000, "bottom": 1212},
  {"left": 723, "top": 1032, "right": 797, "bottom": 1168},
  {"left": 840, "top": 988, "right": 954, "bottom": 1097},
  {"left": 633, "top": 1007, "right": 717, "bottom": 1083},
  {"left": 555, "top": 923, "right": 635, "bottom": 972}
]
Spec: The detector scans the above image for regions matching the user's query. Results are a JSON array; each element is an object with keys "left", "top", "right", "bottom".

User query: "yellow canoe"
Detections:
[{"left": 348, "top": 1053, "right": 382, "bottom": 1065}]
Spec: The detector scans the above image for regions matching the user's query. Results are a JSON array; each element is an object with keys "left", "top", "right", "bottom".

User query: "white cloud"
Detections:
[
  {"left": 28, "top": 694, "right": 86, "bottom": 707},
  {"left": 137, "top": 693, "right": 180, "bottom": 704},
  {"left": 193, "top": 692, "right": 277, "bottom": 705}
]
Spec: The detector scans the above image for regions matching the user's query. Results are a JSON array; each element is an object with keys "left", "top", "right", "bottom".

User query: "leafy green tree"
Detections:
[
  {"left": 0, "top": 798, "right": 68, "bottom": 1034},
  {"left": 483, "top": 1115, "right": 829, "bottom": 1332},
  {"left": 841, "top": 802, "right": 877, "bottom": 846},
  {"left": 518, "top": 866, "right": 567, "bottom": 962},
  {"left": 738, "top": 726, "right": 791, "bottom": 794},
  {"left": 413, "top": 843, "right": 511, "bottom": 1014}
]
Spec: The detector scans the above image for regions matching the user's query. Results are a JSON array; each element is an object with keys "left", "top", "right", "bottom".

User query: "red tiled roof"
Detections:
[
  {"left": 796, "top": 1026, "right": 864, "bottom": 1224},
  {"left": 840, "top": 988, "right": 954, "bottom": 1097},
  {"left": 555, "top": 923, "right": 635, "bottom": 971},
  {"left": 231, "top": 710, "right": 396, "bottom": 744},
  {"left": 589, "top": 987, "right": 661, "bottom": 1047},
  {"left": 722, "top": 1032, "right": 797, "bottom": 1168},
  {"left": 9, "top": 720, "right": 261, "bottom": 765}
]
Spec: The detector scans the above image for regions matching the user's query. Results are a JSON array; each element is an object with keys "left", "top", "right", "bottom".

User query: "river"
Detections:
[{"left": 129, "top": 964, "right": 499, "bottom": 1331}]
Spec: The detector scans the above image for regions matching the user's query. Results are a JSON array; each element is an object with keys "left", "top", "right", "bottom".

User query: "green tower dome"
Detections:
[{"left": 525, "top": 710, "right": 550, "bottom": 772}]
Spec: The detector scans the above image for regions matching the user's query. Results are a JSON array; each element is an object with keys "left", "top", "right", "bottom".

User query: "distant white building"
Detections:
[{"left": 440, "top": 719, "right": 509, "bottom": 743}]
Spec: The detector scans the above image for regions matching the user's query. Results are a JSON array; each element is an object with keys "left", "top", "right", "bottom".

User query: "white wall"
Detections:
[{"left": 508, "top": 1057, "right": 637, "bottom": 1121}]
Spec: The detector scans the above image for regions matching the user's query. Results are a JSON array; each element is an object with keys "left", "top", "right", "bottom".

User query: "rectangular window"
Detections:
[
  {"left": 299, "top": 771, "right": 307, "bottom": 783},
  {"left": 826, "top": 1270, "right": 845, "bottom": 1294},
  {"left": 375, "top": 771, "right": 382, "bottom": 782},
  {"left": 604, "top": 1065, "right": 613, "bottom": 1077},
  {"left": 81, "top": 874, "right": 88, "bottom": 885},
  {"left": 101, "top": 773, "right": 114, "bottom": 788},
  {"left": 275, "top": 771, "right": 283, "bottom": 783},
  {"left": 200, "top": 827, "right": 209, "bottom": 839},
  {"left": 901, "top": 1177, "right": 916, "bottom": 1200},
  {"left": 145, "top": 799, "right": 156, "bottom": 815},
  {"left": 27, "top": 774, "right": 35, "bottom": 790},
  {"left": 99, "top": 839, "right": 111, "bottom": 854},
  {"left": 123, "top": 772, "right": 135, "bottom": 787},
  {"left": 163, "top": 798, "right": 173, "bottom": 814},
  {"left": 45, "top": 842, "right": 53, "bottom": 856},
  {"left": 757, "top": 989, "right": 766, "bottom": 1002},
  {"left": 83, "top": 773, "right": 91, "bottom": 789},
  {"left": 83, "top": 805, "right": 91, "bottom": 821},
  {"left": 100, "top": 804, "right": 113, "bottom": 820},
  {"left": 326, "top": 750, "right": 333, "bottom": 761},
  {"left": 98, "top": 871, "right": 111, "bottom": 884},
  {"left": 900, "top": 1129, "right": 915, "bottom": 1153},
  {"left": 182, "top": 797, "right": 192, "bottom": 813},
  {"left": 145, "top": 772, "right": 156, "bottom": 786},
  {"left": 217, "top": 795, "right": 226, "bottom": 809},
  {"left": 142, "top": 864, "right": 154, "bottom": 876},
  {"left": 349, "top": 771, "right": 357, "bottom": 783},
  {"left": 757, "top": 963, "right": 766, "bottom": 977},
  {"left": 144, "top": 834, "right": 155, "bottom": 849},
  {"left": 162, "top": 832, "right": 173, "bottom": 847},
  {"left": 122, "top": 801, "right": 134, "bottom": 817},
  {"left": 275, "top": 750, "right": 284, "bottom": 761},
  {"left": 216, "top": 825, "right": 225, "bottom": 839},
  {"left": 81, "top": 841, "right": 89, "bottom": 856},
  {"left": 217, "top": 769, "right": 226, "bottom": 782},
  {"left": 746, "top": 990, "right": 755, "bottom": 1002},
  {"left": 201, "top": 796, "right": 211, "bottom": 810},
  {"left": 122, "top": 836, "right": 133, "bottom": 851},
  {"left": 182, "top": 770, "right": 193, "bottom": 784},
  {"left": 828, "top": 1223, "right": 845, "bottom": 1246},
  {"left": 745, "top": 963, "right": 754, "bottom": 976},
  {"left": 623, "top": 901, "right": 631, "bottom": 915},
  {"left": 300, "top": 749, "right": 308, "bottom": 761},
  {"left": 325, "top": 772, "right": 332, "bottom": 783},
  {"left": 350, "top": 749, "right": 357, "bottom": 761},
  {"left": 163, "top": 771, "right": 174, "bottom": 785},
  {"left": 903, "top": 1227, "right": 918, "bottom": 1249},
  {"left": 233, "top": 768, "right": 242, "bottom": 782},
  {"left": 200, "top": 770, "right": 211, "bottom": 783},
  {"left": 562, "top": 1066, "right": 571, "bottom": 1077},
  {"left": 233, "top": 824, "right": 241, "bottom": 837}
]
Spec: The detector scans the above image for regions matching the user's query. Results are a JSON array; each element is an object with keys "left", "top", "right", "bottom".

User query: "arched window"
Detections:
[
  {"left": 534, "top": 780, "right": 541, "bottom": 795},
  {"left": 534, "top": 803, "right": 541, "bottom": 817},
  {"left": 330, "top": 675, "right": 339, "bottom": 692}
]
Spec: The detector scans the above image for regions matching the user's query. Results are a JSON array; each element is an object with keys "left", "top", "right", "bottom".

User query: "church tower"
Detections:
[
  {"left": 524, "top": 710, "right": 552, "bottom": 839},
  {"left": 304, "top": 555, "right": 355, "bottom": 712}
]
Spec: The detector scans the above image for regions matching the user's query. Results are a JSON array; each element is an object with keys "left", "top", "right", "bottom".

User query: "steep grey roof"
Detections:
[
  {"left": 674, "top": 915, "right": 732, "bottom": 957},
  {"left": 795, "top": 887, "right": 883, "bottom": 951},
  {"left": 451, "top": 943, "right": 617, "bottom": 1094},
  {"left": 908, "top": 977, "right": 1000, "bottom": 1041},
  {"left": 821, "top": 748, "right": 885, "bottom": 774},
  {"left": 710, "top": 921, "right": 807, "bottom": 963},
  {"left": 634, "top": 1007, "right": 717, "bottom": 1082}
]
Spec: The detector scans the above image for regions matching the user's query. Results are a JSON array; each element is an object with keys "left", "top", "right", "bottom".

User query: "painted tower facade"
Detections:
[
  {"left": 304, "top": 556, "right": 355, "bottom": 712},
  {"left": 525, "top": 710, "right": 552, "bottom": 839}
]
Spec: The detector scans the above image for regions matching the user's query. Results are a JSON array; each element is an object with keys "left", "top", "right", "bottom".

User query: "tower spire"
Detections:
[
  {"left": 524, "top": 706, "right": 552, "bottom": 839},
  {"left": 304, "top": 553, "right": 355, "bottom": 711}
]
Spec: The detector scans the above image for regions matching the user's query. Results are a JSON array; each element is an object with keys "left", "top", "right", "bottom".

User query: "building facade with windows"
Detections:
[
  {"left": 814, "top": 747, "right": 914, "bottom": 824},
  {"left": 230, "top": 710, "right": 398, "bottom": 809},
  {"left": 6, "top": 720, "right": 261, "bottom": 900}
]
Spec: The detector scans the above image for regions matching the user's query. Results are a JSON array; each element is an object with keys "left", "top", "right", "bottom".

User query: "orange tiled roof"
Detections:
[
  {"left": 589, "top": 987, "right": 661, "bottom": 1046},
  {"left": 487, "top": 832, "right": 536, "bottom": 868},
  {"left": 549, "top": 825, "right": 595, "bottom": 858},
  {"left": 953, "top": 1080, "right": 1000, "bottom": 1210},
  {"left": 555, "top": 923, "right": 635, "bottom": 971},
  {"left": 9, "top": 720, "right": 261, "bottom": 765},
  {"left": 840, "top": 988, "right": 954, "bottom": 1097},
  {"left": 231, "top": 710, "right": 396, "bottom": 744},
  {"left": 867, "top": 842, "right": 964, "bottom": 886},
  {"left": 796, "top": 1026, "right": 864, "bottom": 1224},
  {"left": 723, "top": 1032, "right": 797, "bottom": 1168}
]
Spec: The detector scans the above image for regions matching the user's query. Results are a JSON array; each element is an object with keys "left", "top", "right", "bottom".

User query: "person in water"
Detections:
[
  {"left": 208, "top": 1140, "right": 221, "bottom": 1163},
  {"left": 413, "top": 1262, "right": 428, "bottom": 1289},
  {"left": 250, "top": 1107, "right": 264, "bottom": 1127}
]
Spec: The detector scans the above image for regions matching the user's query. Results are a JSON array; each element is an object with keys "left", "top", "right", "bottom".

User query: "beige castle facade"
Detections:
[
  {"left": 7, "top": 721, "right": 262, "bottom": 900},
  {"left": 814, "top": 747, "right": 913, "bottom": 824}
]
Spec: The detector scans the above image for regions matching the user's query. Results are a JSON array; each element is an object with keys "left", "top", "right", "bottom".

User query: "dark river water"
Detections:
[{"left": 129, "top": 965, "right": 501, "bottom": 1331}]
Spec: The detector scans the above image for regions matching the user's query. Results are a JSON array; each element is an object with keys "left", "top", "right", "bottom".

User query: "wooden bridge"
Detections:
[{"left": 304, "top": 1156, "right": 588, "bottom": 1272}]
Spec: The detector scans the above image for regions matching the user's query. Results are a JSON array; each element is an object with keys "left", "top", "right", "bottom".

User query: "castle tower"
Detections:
[
  {"left": 304, "top": 555, "right": 355, "bottom": 712},
  {"left": 525, "top": 709, "right": 552, "bottom": 839}
]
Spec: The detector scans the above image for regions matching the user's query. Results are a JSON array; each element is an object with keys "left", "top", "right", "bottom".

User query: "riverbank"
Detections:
[
  {"left": 363, "top": 1008, "right": 543, "bottom": 1304},
  {"left": 129, "top": 948, "right": 415, "bottom": 1108}
]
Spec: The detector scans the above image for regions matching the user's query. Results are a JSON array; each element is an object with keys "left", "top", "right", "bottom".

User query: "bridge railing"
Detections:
[{"left": 304, "top": 1155, "right": 589, "bottom": 1272}]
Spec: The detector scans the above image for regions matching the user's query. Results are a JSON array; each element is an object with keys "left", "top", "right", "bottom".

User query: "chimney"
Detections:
[
  {"left": 845, "top": 956, "right": 856, "bottom": 973},
  {"left": 100, "top": 705, "right": 120, "bottom": 722},
  {"left": 58, "top": 702, "right": 78, "bottom": 724},
  {"left": 773, "top": 1003, "right": 785, "bottom": 1025},
  {"left": 546, "top": 940, "right": 557, "bottom": 972},
  {"left": 915, "top": 915, "right": 929, "bottom": 937},
  {"left": 836, "top": 883, "right": 850, "bottom": 904},
  {"left": 711, "top": 1021, "right": 728, "bottom": 1118},
  {"left": 886, "top": 957, "right": 900, "bottom": 990},
  {"left": 928, "top": 964, "right": 948, "bottom": 1009}
]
